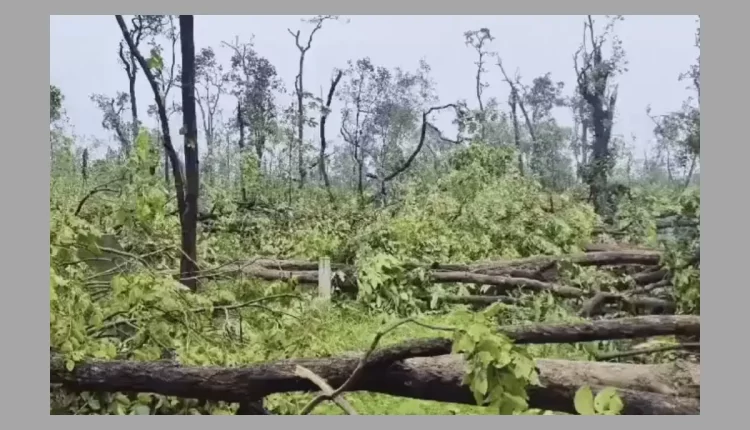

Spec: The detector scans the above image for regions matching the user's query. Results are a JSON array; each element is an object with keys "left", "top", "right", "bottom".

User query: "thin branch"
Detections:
[
  {"left": 295, "top": 365, "right": 359, "bottom": 415},
  {"left": 595, "top": 343, "right": 699, "bottom": 361},
  {"left": 299, "top": 317, "right": 417, "bottom": 415}
]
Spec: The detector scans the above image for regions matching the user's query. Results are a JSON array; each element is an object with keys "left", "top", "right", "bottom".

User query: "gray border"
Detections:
[{"left": 37, "top": 5, "right": 721, "bottom": 422}]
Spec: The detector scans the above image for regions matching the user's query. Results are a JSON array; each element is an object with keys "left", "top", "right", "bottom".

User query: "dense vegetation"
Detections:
[{"left": 50, "top": 15, "right": 700, "bottom": 415}]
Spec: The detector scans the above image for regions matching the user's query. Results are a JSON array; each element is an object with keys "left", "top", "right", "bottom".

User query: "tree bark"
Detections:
[
  {"left": 50, "top": 353, "right": 698, "bottom": 415},
  {"left": 320, "top": 70, "right": 343, "bottom": 202},
  {"left": 178, "top": 15, "right": 200, "bottom": 291}
]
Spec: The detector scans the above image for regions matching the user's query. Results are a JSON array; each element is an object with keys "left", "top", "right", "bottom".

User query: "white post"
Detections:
[{"left": 318, "top": 257, "right": 331, "bottom": 301}]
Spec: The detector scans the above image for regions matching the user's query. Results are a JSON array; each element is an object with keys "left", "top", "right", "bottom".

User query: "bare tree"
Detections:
[
  {"left": 496, "top": 60, "right": 531, "bottom": 174},
  {"left": 288, "top": 15, "right": 340, "bottom": 187},
  {"left": 464, "top": 28, "right": 494, "bottom": 139},
  {"left": 194, "top": 47, "right": 227, "bottom": 186},
  {"left": 319, "top": 69, "right": 343, "bottom": 202}
]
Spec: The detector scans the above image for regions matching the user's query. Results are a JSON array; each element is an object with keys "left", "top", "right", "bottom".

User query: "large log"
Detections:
[
  {"left": 499, "top": 315, "right": 698, "bottom": 344},
  {"left": 50, "top": 353, "right": 698, "bottom": 415},
  {"left": 365, "top": 316, "right": 700, "bottom": 364}
]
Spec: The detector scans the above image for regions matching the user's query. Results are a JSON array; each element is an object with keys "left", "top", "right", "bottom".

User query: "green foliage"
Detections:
[
  {"left": 573, "top": 386, "right": 624, "bottom": 415},
  {"left": 147, "top": 48, "right": 165, "bottom": 74},
  {"left": 50, "top": 112, "right": 697, "bottom": 415},
  {"left": 453, "top": 304, "right": 539, "bottom": 414},
  {"left": 50, "top": 84, "right": 64, "bottom": 123}
]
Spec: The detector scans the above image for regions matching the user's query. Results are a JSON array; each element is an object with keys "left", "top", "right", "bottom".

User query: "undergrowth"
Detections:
[{"left": 50, "top": 136, "right": 699, "bottom": 415}]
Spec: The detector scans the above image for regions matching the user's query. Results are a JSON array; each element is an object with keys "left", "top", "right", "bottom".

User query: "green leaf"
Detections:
[
  {"left": 594, "top": 387, "right": 621, "bottom": 414},
  {"left": 87, "top": 397, "right": 101, "bottom": 411},
  {"left": 65, "top": 359, "right": 75, "bottom": 372},
  {"left": 471, "top": 367, "right": 489, "bottom": 398},
  {"left": 574, "top": 385, "right": 596, "bottom": 415},
  {"left": 452, "top": 331, "right": 475, "bottom": 354},
  {"left": 133, "top": 404, "right": 151, "bottom": 415},
  {"left": 147, "top": 50, "right": 164, "bottom": 72},
  {"left": 607, "top": 393, "right": 624, "bottom": 415}
]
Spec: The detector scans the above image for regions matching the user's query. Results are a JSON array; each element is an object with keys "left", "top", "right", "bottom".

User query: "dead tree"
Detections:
[
  {"left": 319, "top": 69, "right": 343, "bottom": 202},
  {"left": 463, "top": 28, "right": 494, "bottom": 140},
  {"left": 288, "top": 15, "right": 339, "bottom": 188},
  {"left": 497, "top": 59, "right": 538, "bottom": 175}
]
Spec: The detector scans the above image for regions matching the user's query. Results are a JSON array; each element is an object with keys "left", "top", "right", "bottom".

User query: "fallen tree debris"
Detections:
[
  {"left": 222, "top": 249, "right": 678, "bottom": 309},
  {"left": 50, "top": 352, "right": 699, "bottom": 415},
  {"left": 595, "top": 342, "right": 700, "bottom": 361},
  {"left": 578, "top": 292, "right": 676, "bottom": 317}
]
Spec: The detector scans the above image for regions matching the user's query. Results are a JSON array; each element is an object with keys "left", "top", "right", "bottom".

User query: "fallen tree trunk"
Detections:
[
  {"left": 432, "top": 272, "right": 586, "bottom": 298},
  {"left": 439, "top": 295, "right": 519, "bottom": 307},
  {"left": 578, "top": 292, "right": 676, "bottom": 317},
  {"left": 50, "top": 353, "right": 698, "bottom": 415},
  {"left": 432, "top": 250, "right": 663, "bottom": 274},
  {"left": 232, "top": 251, "right": 668, "bottom": 301},
  {"left": 240, "top": 250, "right": 663, "bottom": 277},
  {"left": 498, "top": 315, "right": 698, "bottom": 344},
  {"left": 324, "top": 316, "right": 701, "bottom": 369},
  {"left": 246, "top": 259, "right": 675, "bottom": 316}
]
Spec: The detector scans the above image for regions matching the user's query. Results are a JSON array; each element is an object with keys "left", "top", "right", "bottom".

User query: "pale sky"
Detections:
[{"left": 50, "top": 15, "right": 699, "bottom": 158}]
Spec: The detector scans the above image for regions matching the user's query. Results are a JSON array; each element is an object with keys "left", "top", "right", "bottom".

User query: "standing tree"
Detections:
[
  {"left": 647, "top": 22, "right": 700, "bottom": 189},
  {"left": 573, "top": 15, "right": 627, "bottom": 219},
  {"left": 464, "top": 28, "right": 494, "bottom": 140},
  {"left": 50, "top": 85, "right": 64, "bottom": 123},
  {"left": 223, "top": 37, "right": 282, "bottom": 200},
  {"left": 145, "top": 15, "right": 181, "bottom": 180},
  {"left": 288, "top": 15, "right": 340, "bottom": 187},
  {"left": 519, "top": 73, "right": 571, "bottom": 189},
  {"left": 319, "top": 69, "right": 344, "bottom": 201},
  {"left": 90, "top": 92, "right": 132, "bottom": 156},
  {"left": 115, "top": 15, "right": 197, "bottom": 290},
  {"left": 117, "top": 15, "right": 167, "bottom": 156},
  {"left": 194, "top": 46, "right": 227, "bottom": 186},
  {"left": 496, "top": 59, "right": 534, "bottom": 175},
  {"left": 568, "top": 93, "right": 591, "bottom": 182},
  {"left": 178, "top": 15, "right": 200, "bottom": 291}
]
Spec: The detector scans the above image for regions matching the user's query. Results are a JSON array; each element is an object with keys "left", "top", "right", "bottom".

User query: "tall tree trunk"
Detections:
[
  {"left": 128, "top": 74, "right": 139, "bottom": 149},
  {"left": 237, "top": 100, "right": 247, "bottom": 202},
  {"left": 164, "top": 142, "right": 170, "bottom": 185},
  {"left": 319, "top": 70, "right": 342, "bottom": 203},
  {"left": 179, "top": 15, "right": 200, "bottom": 291},
  {"left": 296, "top": 62, "right": 306, "bottom": 188},
  {"left": 510, "top": 90, "right": 524, "bottom": 176}
]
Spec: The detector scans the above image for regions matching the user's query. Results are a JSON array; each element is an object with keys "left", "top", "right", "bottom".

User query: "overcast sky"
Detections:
[{"left": 50, "top": 15, "right": 699, "bottom": 158}]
